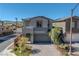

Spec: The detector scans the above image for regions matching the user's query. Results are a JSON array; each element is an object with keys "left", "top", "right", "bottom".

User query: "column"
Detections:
[
  {"left": 31, "top": 33, "right": 33, "bottom": 44},
  {"left": 31, "top": 28, "right": 34, "bottom": 43}
]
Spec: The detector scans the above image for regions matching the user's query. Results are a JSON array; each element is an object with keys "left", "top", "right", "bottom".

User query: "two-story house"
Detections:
[{"left": 22, "top": 16, "right": 53, "bottom": 43}]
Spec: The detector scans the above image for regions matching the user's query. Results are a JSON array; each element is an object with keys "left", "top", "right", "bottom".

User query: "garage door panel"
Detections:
[{"left": 34, "top": 34, "right": 51, "bottom": 43}]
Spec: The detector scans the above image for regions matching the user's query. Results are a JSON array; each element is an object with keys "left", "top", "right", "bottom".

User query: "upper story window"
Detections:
[{"left": 36, "top": 20, "right": 42, "bottom": 27}]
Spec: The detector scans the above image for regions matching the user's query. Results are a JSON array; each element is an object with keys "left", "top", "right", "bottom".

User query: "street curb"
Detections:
[
  {"left": 0, "top": 37, "right": 16, "bottom": 56},
  {"left": 5, "top": 42, "right": 14, "bottom": 50}
]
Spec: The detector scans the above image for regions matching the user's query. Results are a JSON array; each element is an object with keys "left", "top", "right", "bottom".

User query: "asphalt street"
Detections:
[
  {"left": 0, "top": 34, "right": 16, "bottom": 52},
  {"left": 0, "top": 28, "right": 22, "bottom": 52}
]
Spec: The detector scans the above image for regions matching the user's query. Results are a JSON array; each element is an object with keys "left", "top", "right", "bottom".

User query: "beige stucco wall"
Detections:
[
  {"left": 30, "top": 17, "right": 48, "bottom": 28},
  {"left": 65, "top": 33, "right": 79, "bottom": 42},
  {"left": 52, "top": 22, "right": 66, "bottom": 33}
]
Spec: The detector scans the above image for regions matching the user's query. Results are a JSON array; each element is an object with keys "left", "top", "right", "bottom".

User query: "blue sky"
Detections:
[{"left": 0, "top": 3, "right": 79, "bottom": 21}]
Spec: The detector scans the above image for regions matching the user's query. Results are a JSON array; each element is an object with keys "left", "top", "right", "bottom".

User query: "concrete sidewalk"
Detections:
[
  {"left": 0, "top": 37, "right": 16, "bottom": 56},
  {"left": 0, "top": 36, "right": 16, "bottom": 52}
]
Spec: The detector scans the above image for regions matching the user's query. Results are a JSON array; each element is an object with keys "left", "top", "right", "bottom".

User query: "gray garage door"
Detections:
[{"left": 34, "top": 34, "right": 51, "bottom": 43}]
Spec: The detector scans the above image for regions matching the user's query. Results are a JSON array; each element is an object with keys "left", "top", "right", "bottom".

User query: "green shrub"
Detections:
[
  {"left": 59, "top": 44, "right": 69, "bottom": 51},
  {"left": 51, "top": 27, "right": 62, "bottom": 45},
  {"left": 58, "top": 44, "right": 69, "bottom": 56},
  {"left": 13, "top": 35, "right": 32, "bottom": 56}
]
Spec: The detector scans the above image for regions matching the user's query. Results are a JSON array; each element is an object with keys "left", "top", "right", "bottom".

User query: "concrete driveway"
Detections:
[{"left": 32, "top": 44, "right": 62, "bottom": 56}]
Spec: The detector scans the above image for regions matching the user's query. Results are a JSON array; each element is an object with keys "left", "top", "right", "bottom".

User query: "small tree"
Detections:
[
  {"left": 18, "top": 35, "right": 27, "bottom": 53},
  {"left": 13, "top": 35, "right": 31, "bottom": 56},
  {"left": 51, "top": 27, "right": 63, "bottom": 45},
  {"left": 14, "top": 35, "right": 27, "bottom": 52}
]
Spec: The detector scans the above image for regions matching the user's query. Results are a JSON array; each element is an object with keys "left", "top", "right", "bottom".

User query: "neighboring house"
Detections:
[
  {"left": 53, "top": 16, "right": 79, "bottom": 42},
  {"left": 22, "top": 16, "right": 53, "bottom": 43}
]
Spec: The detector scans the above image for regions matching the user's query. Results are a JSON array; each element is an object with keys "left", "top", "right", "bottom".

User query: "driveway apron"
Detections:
[{"left": 32, "top": 44, "right": 62, "bottom": 56}]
